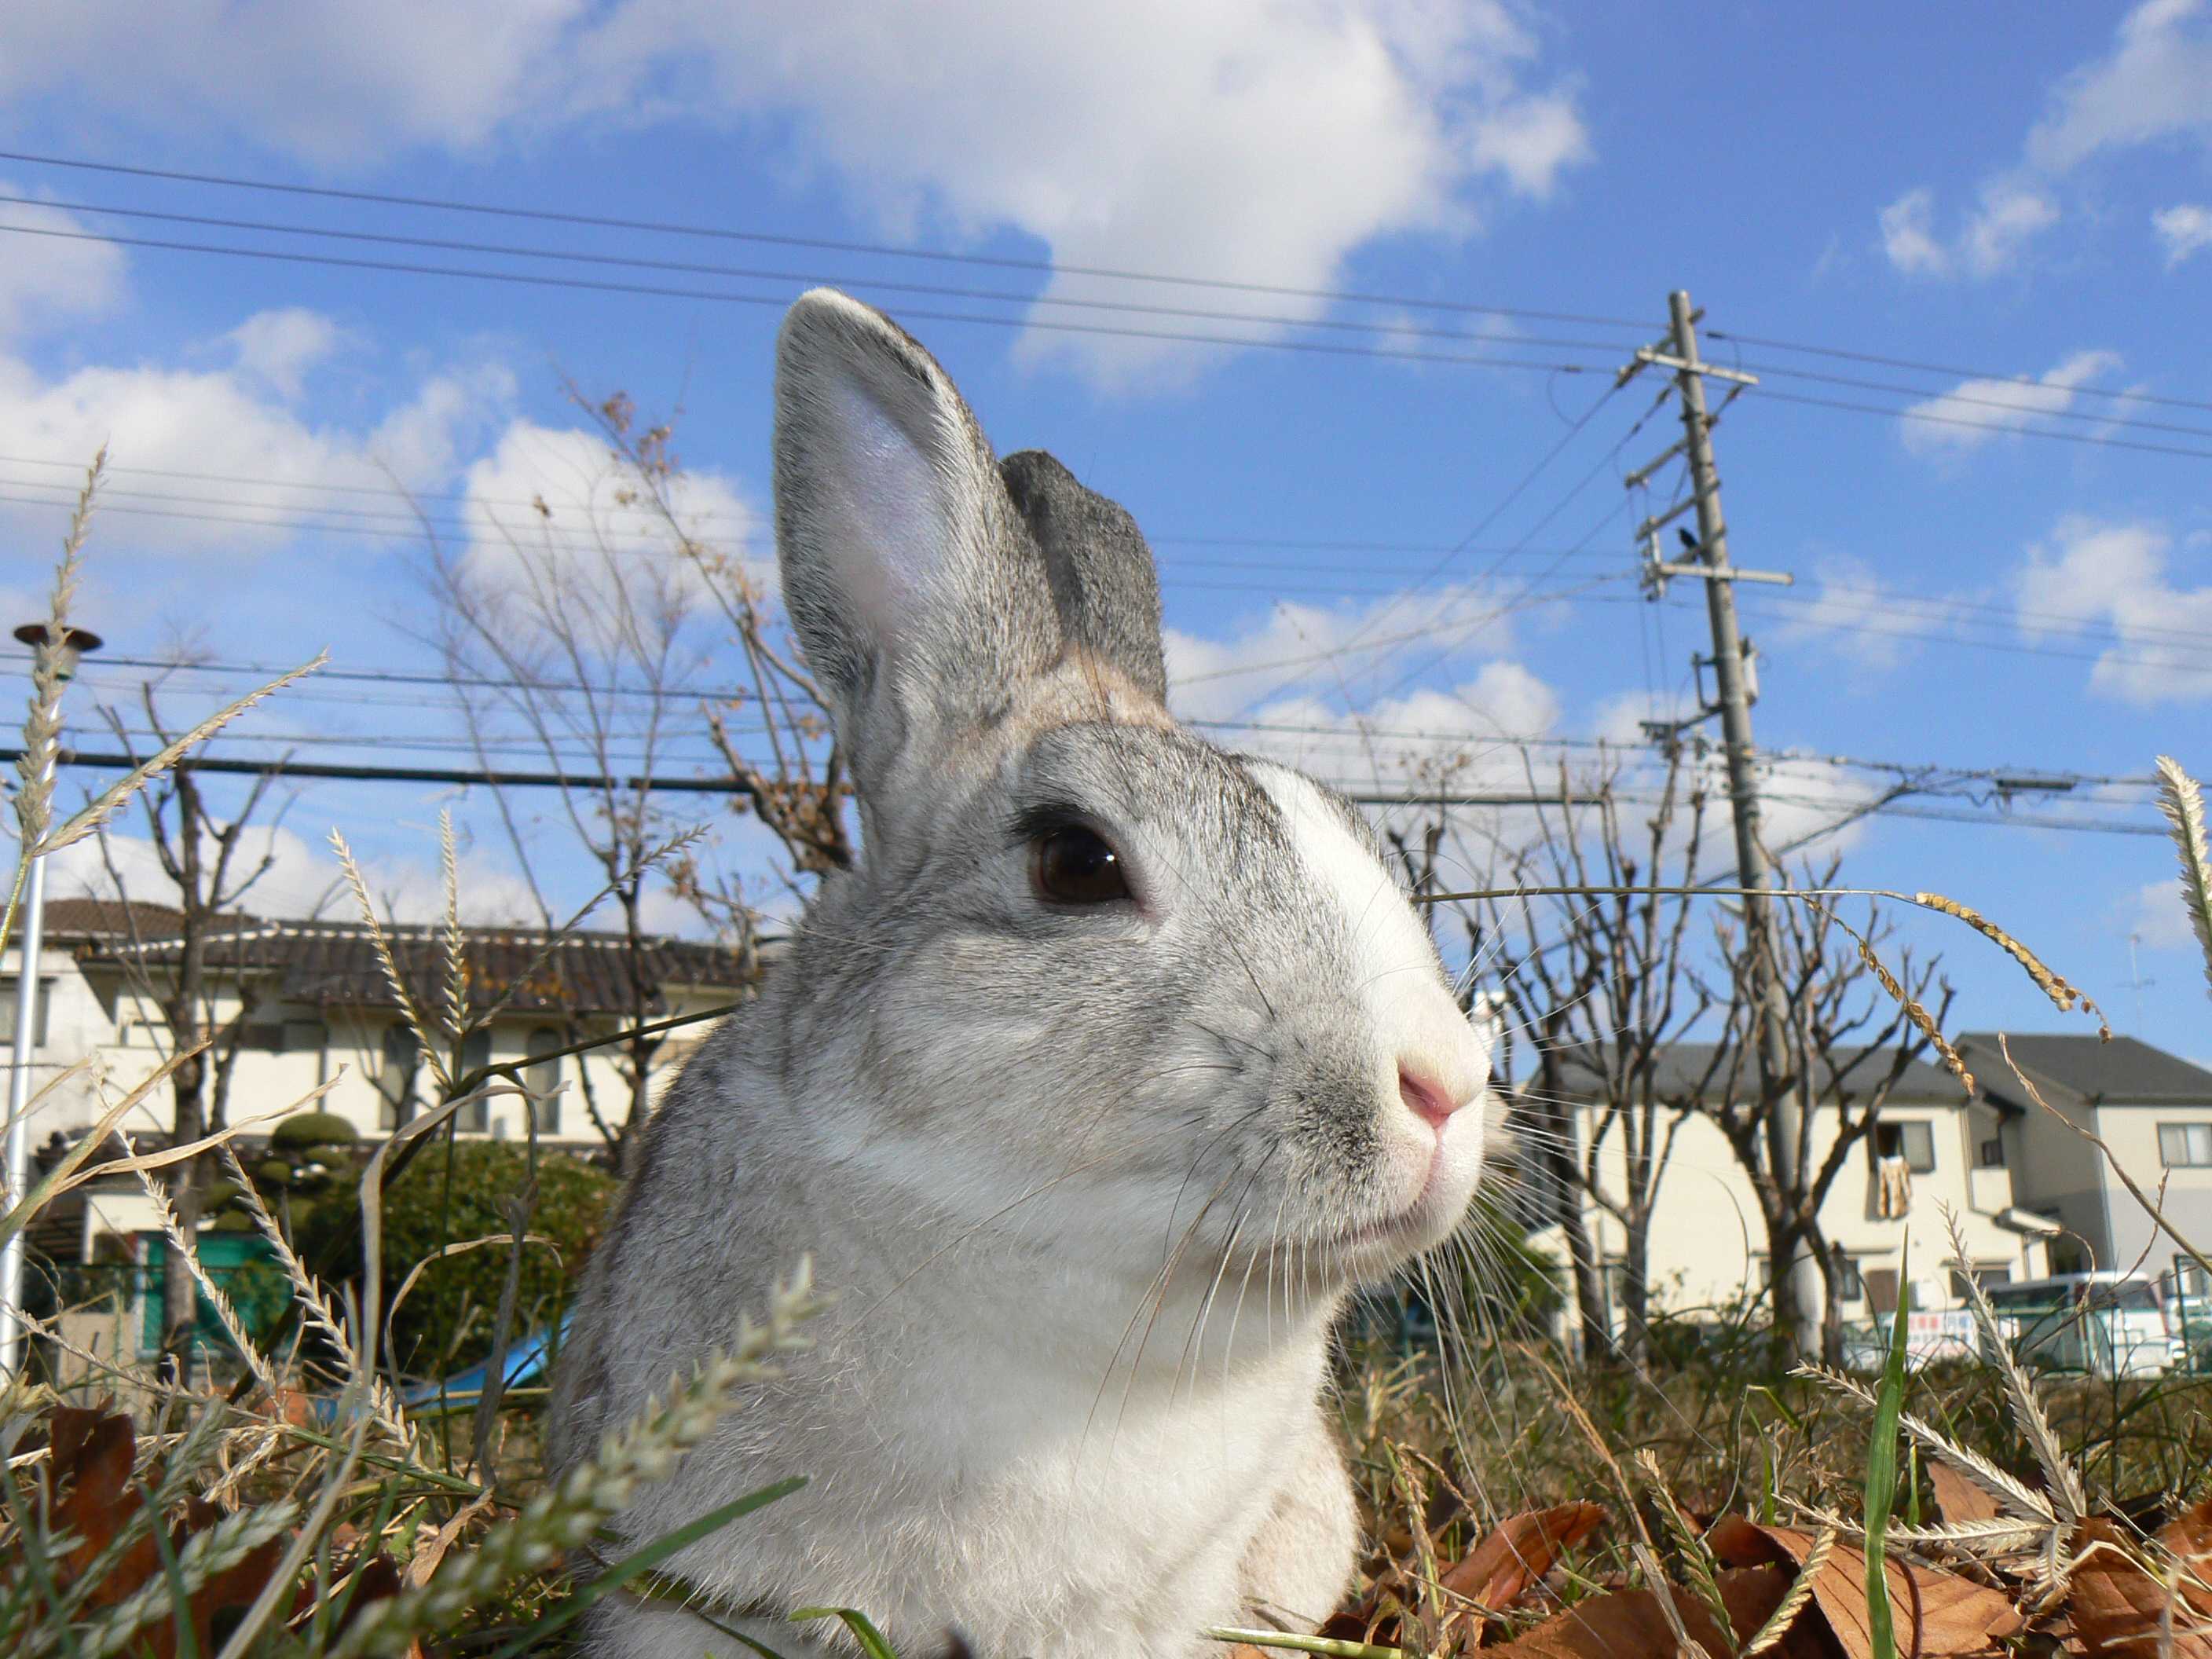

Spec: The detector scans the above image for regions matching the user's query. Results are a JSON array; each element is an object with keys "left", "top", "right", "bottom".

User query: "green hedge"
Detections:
[{"left": 301, "top": 1141, "right": 617, "bottom": 1377}]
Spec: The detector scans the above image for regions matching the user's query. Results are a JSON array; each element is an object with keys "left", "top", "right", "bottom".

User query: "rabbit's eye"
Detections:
[{"left": 1031, "top": 824, "right": 1130, "bottom": 906}]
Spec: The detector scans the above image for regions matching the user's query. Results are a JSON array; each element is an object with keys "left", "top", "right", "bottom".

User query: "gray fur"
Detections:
[
  {"left": 1000, "top": 448, "right": 1169, "bottom": 701},
  {"left": 551, "top": 290, "right": 1492, "bottom": 1659}
]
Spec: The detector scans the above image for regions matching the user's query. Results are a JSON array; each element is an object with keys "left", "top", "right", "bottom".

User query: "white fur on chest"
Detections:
[{"left": 648, "top": 1256, "right": 1335, "bottom": 1657}]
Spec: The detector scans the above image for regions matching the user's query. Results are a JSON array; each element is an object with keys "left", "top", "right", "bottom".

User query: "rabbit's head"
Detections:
[{"left": 775, "top": 290, "right": 1491, "bottom": 1296}]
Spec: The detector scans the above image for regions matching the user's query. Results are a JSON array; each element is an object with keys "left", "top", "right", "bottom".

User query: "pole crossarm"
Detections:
[
  {"left": 1632, "top": 346, "right": 1760, "bottom": 385},
  {"left": 1646, "top": 561, "right": 1795, "bottom": 586}
]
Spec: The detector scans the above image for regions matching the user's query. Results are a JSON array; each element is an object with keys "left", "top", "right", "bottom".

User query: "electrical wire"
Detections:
[
  {"left": 0, "top": 189, "right": 1628, "bottom": 357},
  {"left": 0, "top": 148, "right": 1653, "bottom": 330},
  {"left": 0, "top": 220, "right": 1619, "bottom": 379}
]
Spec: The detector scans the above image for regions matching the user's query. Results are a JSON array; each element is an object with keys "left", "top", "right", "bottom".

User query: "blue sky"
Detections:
[{"left": 1, "top": 2, "right": 2208, "bottom": 1056}]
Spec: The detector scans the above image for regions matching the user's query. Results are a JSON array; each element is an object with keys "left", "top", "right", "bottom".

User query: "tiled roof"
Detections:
[
  {"left": 80, "top": 918, "right": 757, "bottom": 1016},
  {"left": 40, "top": 896, "right": 191, "bottom": 939},
  {"left": 1551, "top": 1039, "right": 1966, "bottom": 1104},
  {"left": 1957, "top": 1032, "right": 2212, "bottom": 1104}
]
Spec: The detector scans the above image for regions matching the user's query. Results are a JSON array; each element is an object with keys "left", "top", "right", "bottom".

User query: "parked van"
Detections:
[{"left": 1983, "top": 1273, "right": 2185, "bottom": 1376}]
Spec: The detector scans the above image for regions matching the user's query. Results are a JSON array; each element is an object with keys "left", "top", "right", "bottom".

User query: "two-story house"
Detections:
[
  {"left": 1958, "top": 1032, "right": 2212, "bottom": 1301},
  {"left": 8, "top": 895, "right": 760, "bottom": 1159},
  {"left": 1524, "top": 1041, "right": 2060, "bottom": 1339}
]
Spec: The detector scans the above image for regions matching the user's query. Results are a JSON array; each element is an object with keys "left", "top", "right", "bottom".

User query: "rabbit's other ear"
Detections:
[
  {"left": 999, "top": 449, "right": 1167, "bottom": 705},
  {"left": 773, "top": 289, "right": 1063, "bottom": 807}
]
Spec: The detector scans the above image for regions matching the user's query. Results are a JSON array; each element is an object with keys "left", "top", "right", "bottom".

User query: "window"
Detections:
[
  {"left": 1831, "top": 1251, "right": 1865, "bottom": 1302},
  {"left": 1978, "top": 1136, "right": 2006, "bottom": 1169},
  {"left": 0, "top": 979, "right": 54, "bottom": 1047},
  {"left": 526, "top": 1027, "right": 563, "bottom": 1134},
  {"left": 1949, "top": 1264, "right": 2012, "bottom": 1301},
  {"left": 1875, "top": 1120, "right": 1937, "bottom": 1174},
  {"left": 2175, "top": 1254, "right": 2212, "bottom": 1301},
  {"left": 378, "top": 1025, "right": 420, "bottom": 1130},
  {"left": 1862, "top": 1266, "right": 1901, "bottom": 1314},
  {"left": 2159, "top": 1123, "right": 2212, "bottom": 1167}
]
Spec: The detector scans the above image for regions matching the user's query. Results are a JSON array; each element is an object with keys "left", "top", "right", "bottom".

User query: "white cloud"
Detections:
[
  {"left": 1877, "top": 181, "right": 2058, "bottom": 279},
  {"left": 1878, "top": 189, "right": 1948, "bottom": 276},
  {"left": 2016, "top": 515, "right": 2212, "bottom": 704},
  {"left": 1771, "top": 555, "right": 1921, "bottom": 669},
  {"left": 2154, "top": 203, "right": 2212, "bottom": 267},
  {"left": 225, "top": 308, "right": 348, "bottom": 401},
  {"left": 0, "top": 318, "right": 514, "bottom": 556},
  {"left": 2, "top": 2, "right": 1589, "bottom": 389},
  {"left": 46, "top": 818, "right": 545, "bottom": 927},
  {"left": 1229, "top": 665, "right": 1562, "bottom": 790},
  {"left": 578, "top": 2, "right": 1591, "bottom": 385},
  {"left": 1, "top": 2, "right": 591, "bottom": 164},
  {"left": 2130, "top": 876, "right": 2198, "bottom": 952},
  {"left": 1876, "top": 2, "right": 2212, "bottom": 285},
  {"left": 2026, "top": 0, "right": 2212, "bottom": 173},
  {"left": 1163, "top": 581, "right": 1522, "bottom": 724},
  {"left": 0, "top": 184, "right": 128, "bottom": 341},
  {"left": 457, "top": 418, "right": 764, "bottom": 612},
  {"left": 1960, "top": 182, "right": 2060, "bottom": 276},
  {"left": 1898, "top": 349, "right": 2123, "bottom": 454}
]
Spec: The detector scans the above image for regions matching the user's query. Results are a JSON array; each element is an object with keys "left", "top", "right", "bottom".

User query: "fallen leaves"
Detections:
[
  {"left": 2068, "top": 1501, "right": 2212, "bottom": 1659},
  {"left": 1710, "top": 1518, "right": 2022, "bottom": 1657},
  {"left": 9, "top": 1403, "right": 405, "bottom": 1659}
]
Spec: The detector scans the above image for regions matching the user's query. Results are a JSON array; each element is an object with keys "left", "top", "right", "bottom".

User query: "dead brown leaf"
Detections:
[
  {"left": 1708, "top": 1518, "right": 2021, "bottom": 1659},
  {"left": 1323, "top": 1501, "right": 1609, "bottom": 1654},
  {"left": 2067, "top": 1505, "right": 2212, "bottom": 1659},
  {"left": 1927, "top": 1464, "right": 2005, "bottom": 1528},
  {"left": 1485, "top": 1563, "right": 1812, "bottom": 1659},
  {"left": 1439, "top": 1502, "right": 1611, "bottom": 1610},
  {"left": 16, "top": 1404, "right": 295, "bottom": 1659}
]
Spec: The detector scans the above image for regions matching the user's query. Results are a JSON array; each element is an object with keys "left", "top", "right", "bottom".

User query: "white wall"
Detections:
[
  {"left": 2092, "top": 1101, "right": 2212, "bottom": 1281},
  {"left": 13, "top": 954, "right": 741, "bottom": 1170},
  {"left": 1533, "top": 1092, "right": 2049, "bottom": 1327}
]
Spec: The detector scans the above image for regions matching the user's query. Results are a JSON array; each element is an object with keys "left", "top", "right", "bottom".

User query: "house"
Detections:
[
  {"left": 7, "top": 896, "right": 760, "bottom": 1152},
  {"left": 5, "top": 895, "right": 761, "bottom": 1375},
  {"left": 1522, "top": 1041, "right": 2061, "bottom": 1339},
  {"left": 1958, "top": 1032, "right": 2212, "bottom": 1301}
]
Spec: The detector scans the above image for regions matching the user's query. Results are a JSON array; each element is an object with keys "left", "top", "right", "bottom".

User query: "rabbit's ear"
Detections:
[
  {"left": 999, "top": 450, "right": 1167, "bottom": 705},
  {"left": 773, "top": 289, "right": 1063, "bottom": 798}
]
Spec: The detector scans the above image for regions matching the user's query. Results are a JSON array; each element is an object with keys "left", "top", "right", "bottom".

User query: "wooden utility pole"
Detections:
[{"left": 1618, "top": 291, "right": 1821, "bottom": 1355}]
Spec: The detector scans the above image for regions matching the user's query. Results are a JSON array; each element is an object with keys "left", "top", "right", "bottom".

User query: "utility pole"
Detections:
[
  {"left": 1619, "top": 291, "right": 1822, "bottom": 1357},
  {"left": 3, "top": 621, "right": 103, "bottom": 1377}
]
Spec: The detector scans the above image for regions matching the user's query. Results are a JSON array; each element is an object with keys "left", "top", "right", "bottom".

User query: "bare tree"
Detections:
[
  {"left": 94, "top": 687, "right": 297, "bottom": 1377},
  {"left": 1462, "top": 752, "right": 1717, "bottom": 1361},
  {"left": 1693, "top": 864, "right": 1954, "bottom": 1361},
  {"left": 417, "top": 393, "right": 848, "bottom": 1170}
]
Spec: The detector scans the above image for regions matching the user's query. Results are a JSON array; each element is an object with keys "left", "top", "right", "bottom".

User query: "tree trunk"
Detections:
[
  {"left": 1531, "top": 1057, "right": 1607, "bottom": 1360},
  {"left": 1763, "top": 1210, "right": 1815, "bottom": 1360},
  {"left": 1621, "top": 1215, "right": 1653, "bottom": 1362},
  {"left": 160, "top": 1042, "right": 207, "bottom": 1382}
]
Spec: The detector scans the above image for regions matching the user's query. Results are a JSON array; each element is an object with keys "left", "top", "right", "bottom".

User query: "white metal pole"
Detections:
[{"left": 2, "top": 746, "right": 57, "bottom": 1375}]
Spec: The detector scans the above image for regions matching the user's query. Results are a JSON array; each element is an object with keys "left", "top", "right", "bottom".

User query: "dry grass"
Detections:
[{"left": 6, "top": 462, "right": 2212, "bottom": 1659}]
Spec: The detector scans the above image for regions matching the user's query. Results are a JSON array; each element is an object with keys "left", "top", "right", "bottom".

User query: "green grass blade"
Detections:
[
  {"left": 1864, "top": 1274, "right": 1914, "bottom": 1659},
  {"left": 482, "top": 1474, "right": 807, "bottom": 1659},
  {"left": 790, "top": 1605, "right": 900, "bottom": 1659}
]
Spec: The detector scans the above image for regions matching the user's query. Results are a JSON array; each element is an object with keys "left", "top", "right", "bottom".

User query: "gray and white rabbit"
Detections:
[{"left": 548, "top": 288, "right": 1494, "bottom": 1659}]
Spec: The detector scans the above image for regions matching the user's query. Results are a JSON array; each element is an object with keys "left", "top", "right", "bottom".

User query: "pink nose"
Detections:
[{"left": 1398, "top": 1068, "right": 1465, "bottom": 1131}]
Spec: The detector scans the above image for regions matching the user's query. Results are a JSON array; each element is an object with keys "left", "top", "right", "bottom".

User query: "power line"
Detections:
[
  {"left": 0, "top": 190, "right": 1628, "bottom": 357},
  {"left": 3, "top": 744, "right": 2159, "bottom": 838},
  {"left": 0, "top": 451, "right": 1628, "bottom": 562},
  {"left": 0, "top": 148, "right": 1651, "bottom": 331},
  {"left": 1756, "top": 386, "right": 2212, "bottom": 463},
  {"left": 0, "top": 221, "right": 1617, "bottom": 379},
  {"left": 1737, "top": 359, "right": 2212, "bottom": 444},
  {"left": 1705, "top": 328, "right": 2212, "bottom": 419},
  {"left": 33, "top": 176, "right": 2210, "bottom": 444}
]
